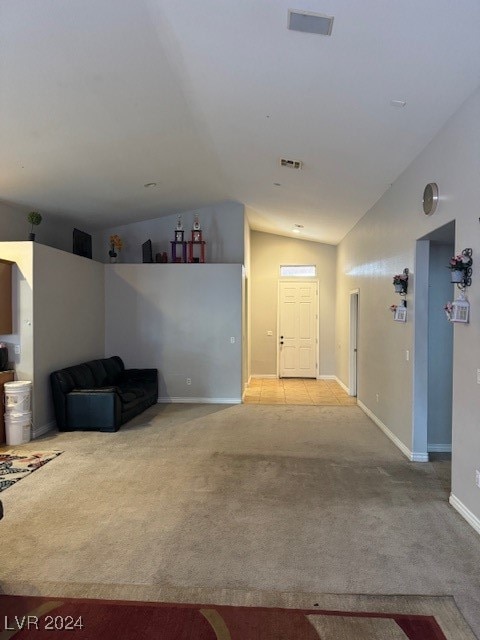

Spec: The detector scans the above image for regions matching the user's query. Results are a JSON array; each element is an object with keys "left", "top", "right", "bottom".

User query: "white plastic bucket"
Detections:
[
  {"left": 5, "top": 411, "right": 31, "bottom": 445},
  {"left": 4, "top": 381, "right": 32, "bottom": 414}
]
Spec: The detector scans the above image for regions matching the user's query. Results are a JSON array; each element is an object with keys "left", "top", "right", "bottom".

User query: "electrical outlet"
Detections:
[
  {"left": 376, "top": 393, "right": 379, "bottom": 403},
  {"left": 476, "top": 470, "right": 480, "bottom": 488},
  {"left": 477, "top": 369, "right": 480, "bottom": 385},
  {"left": 406, "top": 350, "right": 410, "bottom": 362},
  {"left": 186, "top": 378, "right": 191, "bottom": 386},
  {"left": 230, "top": 337, "right": 236, "bottom": 344},
  {"left": 267, "top": 330, "right": 273, "bottom": 336},
  {"left": 14, "top": 345, "right": 20, "bottom": 355}
]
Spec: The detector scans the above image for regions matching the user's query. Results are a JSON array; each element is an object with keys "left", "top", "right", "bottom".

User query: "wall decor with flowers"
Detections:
[
  {"left": 393, "top": 269, "right": 409, "bottom": 296},
  {"left": 444, "top": 249, "right": 472, "bottom": 324},
  {"left": 390, "top": 268, "right": 409, "bottom": 322},
  {"left": 447, "top": 248, "right": 472, "bottom": 289}
]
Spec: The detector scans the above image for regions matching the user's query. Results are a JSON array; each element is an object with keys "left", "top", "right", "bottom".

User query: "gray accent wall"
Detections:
[
  {"left": 104, "top": 263, "right": 243, "bottom": 401},
  {"left": 33, "top": 243, "right": 105, "bottom": 433},
  {"left": 336, "top": 85, "right": 480, "bottom": 525},
  {"left": 427, "top": 243, "right": 454, "bottom": 451}
]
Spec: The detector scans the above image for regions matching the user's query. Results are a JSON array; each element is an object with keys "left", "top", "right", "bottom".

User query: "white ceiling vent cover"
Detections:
[
  {"left": 288, "top": 10, "right": 334, "bottom": 36},
  {"left": 280, "top": 158, "right": 303, "bottom": 170}
]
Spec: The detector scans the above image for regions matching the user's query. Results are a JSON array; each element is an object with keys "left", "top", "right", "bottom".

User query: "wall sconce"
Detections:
[
  {"left": 393, "top": 268, "right": 409, "bottom": 296},
  {"left": 448, "top": 248, "right": 472, "bottom": 290},
  {"left": 444, "top": 293, "right": 470, "bottom": 324},
  {"left": 390, "top": 299, "right": 407, "bottom": 322}
]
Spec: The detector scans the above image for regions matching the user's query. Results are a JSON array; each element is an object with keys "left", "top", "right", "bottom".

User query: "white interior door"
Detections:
[{"left": 278, "top": 281, "right": 318, "bottom": 378}]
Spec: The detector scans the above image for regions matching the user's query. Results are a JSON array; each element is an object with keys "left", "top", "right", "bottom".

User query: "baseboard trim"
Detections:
[
  {"left": 250, "top": 375, "right": 277, "bottom": 379},
  {"left": 357, "top": 400, "right": 428, "bottom": 463},
  {"left": 158, "top": 397, "right": 241, "bottom": 404},
  {"left": 32, "top": 421, "right": 56, "bottom": 439},
  {"left": 333, "top": 376, "right": 350, "bottom": 394},
  {"left": 449, "top": 493, "right": 480, "bottom": 536},
  {"left": 428, "top": 444, "right": 452, "bottom": 453}
]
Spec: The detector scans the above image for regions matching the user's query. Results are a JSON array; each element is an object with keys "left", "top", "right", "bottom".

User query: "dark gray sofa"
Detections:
[{"left": 50, "top": 356, "right": 158, "bottom": 432}]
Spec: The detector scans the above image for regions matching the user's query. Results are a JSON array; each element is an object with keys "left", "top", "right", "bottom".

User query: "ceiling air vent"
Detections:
[
  {"left": 288, "top": 10, "right": 334, "bottom": 36},
  {"left": 280, "top": 158, "right": 303, "bottom": 170}
]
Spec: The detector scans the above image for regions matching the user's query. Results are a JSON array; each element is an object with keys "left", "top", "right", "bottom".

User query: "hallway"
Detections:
[{"left": 244, "top": 377, "right": 356, "bottom": 405}]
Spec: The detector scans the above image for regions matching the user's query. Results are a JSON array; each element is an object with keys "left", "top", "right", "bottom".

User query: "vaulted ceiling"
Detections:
[{"left": 1, "top": 0, "right": 480, "bottom": 244}]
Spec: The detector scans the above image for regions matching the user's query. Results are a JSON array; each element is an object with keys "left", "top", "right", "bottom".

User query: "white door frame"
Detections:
[
  {"left": 349, "top": 289, "right": 359, "bottom": 397},
  {"left": 277, "top": 279, "right": 319, "bottom": 378}
]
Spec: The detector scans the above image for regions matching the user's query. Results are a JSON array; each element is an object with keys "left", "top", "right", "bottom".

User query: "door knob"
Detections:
[{"left": 280, "top": 341, "right": 284, "bottom": 345}]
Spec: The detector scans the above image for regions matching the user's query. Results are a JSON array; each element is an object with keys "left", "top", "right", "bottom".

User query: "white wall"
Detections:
[
  {"left": 94, "top": 201, "right": 245, "bottom": 264},
  {"left": 0, "top": 200, "right": 82, "bottom": 253},
  {"left": 250, "top": 231, "right": 336, "bottom": 377},
  {"left": 32, "top": 244, "right": 105, "bottom": 435},
  {"left": 336, "top": 86, "right": 480, "bottom": 527},
  {"left": 243, "top": 208, "right": 253, "bottom": 389},
  {"left": 105, "top": 263, "right": 243, "bottom": 402}
]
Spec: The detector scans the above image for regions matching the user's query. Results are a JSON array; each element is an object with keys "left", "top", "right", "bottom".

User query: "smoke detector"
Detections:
[
  {"left": 280, "top": 158, "right": 303, "bottom": 170},
  {"left": 288, "top": 10, "right": 334, "bottom": 36}
]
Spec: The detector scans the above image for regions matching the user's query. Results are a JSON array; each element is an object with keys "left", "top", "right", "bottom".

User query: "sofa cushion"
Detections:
[
  {"left": 117, "top": 385, "right": 145, "bottom": 399},
  {"left": 85, "top": 360, "right": 108, "bottom": 386},
  {"left": 67, "top": 364, "right": 96, "bottom": 389},
  {"left": 101, "top": 357, "right": 125, "bottom": 385}
]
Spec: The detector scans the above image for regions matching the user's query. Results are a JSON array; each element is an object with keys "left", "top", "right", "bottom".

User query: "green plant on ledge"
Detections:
[{"left": 27, "top": 211, "right": 42, "bottom": 241}]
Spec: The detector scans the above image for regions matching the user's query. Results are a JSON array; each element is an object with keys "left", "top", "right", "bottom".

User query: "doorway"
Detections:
[
  {"left": 349, "top": 290, "right": 359, "bottom": 397},
  {"left": 278, "top": 280, "right": 318, "bottom": 378},
  {"left": 413, "top": 221, "right": 455, "bottom": 462}
]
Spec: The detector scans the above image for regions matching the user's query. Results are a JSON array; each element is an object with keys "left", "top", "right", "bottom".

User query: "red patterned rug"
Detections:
[{"left": 0, "top": 594, "right": 474, "bottom": 639}]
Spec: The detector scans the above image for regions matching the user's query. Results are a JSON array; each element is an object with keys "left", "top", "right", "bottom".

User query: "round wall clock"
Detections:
[{"left": 423, "top": 182, "right": 439, "bottom": 215}]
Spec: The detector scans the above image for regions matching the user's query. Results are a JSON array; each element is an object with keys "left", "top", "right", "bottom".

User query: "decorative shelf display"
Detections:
[
  {"left": 187, "top": 214, "right": 206, "bottom": 263},
  {"left": 171, "top": 215, "right": 187, "bottom": 263}
]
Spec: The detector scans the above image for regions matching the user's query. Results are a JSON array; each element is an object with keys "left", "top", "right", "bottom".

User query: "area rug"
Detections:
[
  {"left": 0, "top": 450, "right": 62, "bottom": 492},
  {"left": 0, "top": 594, "right": 475, "bottom": 639}
]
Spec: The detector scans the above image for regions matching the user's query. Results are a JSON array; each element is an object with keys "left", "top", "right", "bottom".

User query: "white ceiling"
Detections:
[{"left": 1, "top": 0, "right": 480, "bottom": 244}]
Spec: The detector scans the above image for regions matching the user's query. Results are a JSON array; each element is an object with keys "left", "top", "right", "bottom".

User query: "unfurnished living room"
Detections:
[{"left": 1, "top": 2, "right": 480, "bottom": 639}]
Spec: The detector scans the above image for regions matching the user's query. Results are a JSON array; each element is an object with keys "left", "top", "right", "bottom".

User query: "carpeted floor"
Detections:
[{"left": 0, "top": 403, "right": 479, "bottom": 637}]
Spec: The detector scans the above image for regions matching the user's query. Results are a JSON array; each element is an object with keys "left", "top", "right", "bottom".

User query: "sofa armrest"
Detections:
[{"left": 67, "top": 389, "right": 121, "bottom": 431}]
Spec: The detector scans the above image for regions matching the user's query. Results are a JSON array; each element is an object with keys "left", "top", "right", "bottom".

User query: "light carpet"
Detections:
[{"left": 0, "top": 404, "right": 479, "bottom": 637}]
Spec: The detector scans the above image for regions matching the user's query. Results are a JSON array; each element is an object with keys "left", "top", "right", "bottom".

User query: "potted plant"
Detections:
[
  {"left": 393, "top": 273, "right": 408, "bottom": 293},
  {"left": 448, "top": 253, "right": 472, "bottom": 283},
  {"left": 109, "top": 234, "right": 123, "bottom": 263},
  {"left": 27, "top": 211, "right": 42, "bottom": 241}
]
